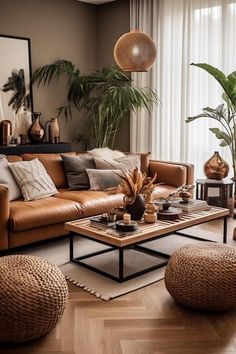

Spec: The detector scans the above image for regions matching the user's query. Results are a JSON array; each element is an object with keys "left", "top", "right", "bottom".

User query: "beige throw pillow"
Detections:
[
  {"left": 9, "top": 158, "right": 58, "bottom": 201},
  {"left": 0, "top": 156, "right": 21, "bottom": 201},
  {"left": 88, "top": 147, "right": 125, "bottom": 159},
  {"left": 93, "top": 154, "right": 140, "bottom": 171}
]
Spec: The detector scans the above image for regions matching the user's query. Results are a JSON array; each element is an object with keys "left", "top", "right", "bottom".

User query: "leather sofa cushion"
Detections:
[
  {"left": 152, "top": 185, "right": 177, "bottom": 200},
  {"left": 9, "top": 196, "right": 83, "bottom": 232},
  {"left": 55, "top": 190, "right": 124, "bottom": 217},
  {"left": 21, "top": 152, "right": 76, "bottom": 188},
  {"left": 151, "top": 162, "right": 187, "bottom": 188},
  {"left": 6, "top": 155, "right": 23, "bottom": 163}
]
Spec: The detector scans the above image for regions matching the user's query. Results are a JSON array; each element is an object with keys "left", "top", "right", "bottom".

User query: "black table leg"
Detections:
[
  {"left": 223, "top": 216, "right": 227, "bottom": 243},
  {"left": 69, "top": 232, "right": 74, "bottom": 261},
  {"left": 119, "top": 249, "right": 124, "bottom": 282}
]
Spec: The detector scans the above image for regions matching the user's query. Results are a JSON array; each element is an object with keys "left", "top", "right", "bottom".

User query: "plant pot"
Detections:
[{"left": 126, "top": 194, "right": 146, "bottom": 221}]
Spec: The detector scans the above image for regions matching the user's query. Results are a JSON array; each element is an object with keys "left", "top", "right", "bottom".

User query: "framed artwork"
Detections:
[{"left": 0, "top": 34, "right": 33, "bottom": 138}]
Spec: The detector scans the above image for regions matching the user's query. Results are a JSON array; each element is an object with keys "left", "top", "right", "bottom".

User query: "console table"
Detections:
[{"left": 0, "top": 143, "right": 71, "bottom": 155}]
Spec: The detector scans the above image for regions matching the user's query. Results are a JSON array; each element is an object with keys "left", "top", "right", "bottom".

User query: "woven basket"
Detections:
[
  {"left": 0, "top": 255, "right": 68, "bottom": 343},
  {"left": 164, "top": 242, "right": 236, "bottom": 311}
]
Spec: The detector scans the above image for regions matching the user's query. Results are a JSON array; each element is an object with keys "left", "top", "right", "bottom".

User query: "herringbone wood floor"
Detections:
[{"left": 1, "top": 219, "right": 236, "bottom": 354}]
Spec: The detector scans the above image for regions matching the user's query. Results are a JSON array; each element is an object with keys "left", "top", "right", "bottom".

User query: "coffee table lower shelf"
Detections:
[{"left": 68, "top": 210, "right": 227, "bottom": 282}]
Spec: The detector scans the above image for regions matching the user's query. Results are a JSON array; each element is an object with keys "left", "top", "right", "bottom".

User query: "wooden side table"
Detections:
[{"left": 196, "top": 179, "right": 234, "bottom": 217}]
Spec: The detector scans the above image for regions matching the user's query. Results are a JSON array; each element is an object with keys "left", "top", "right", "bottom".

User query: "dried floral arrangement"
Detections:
[{"left": 109, "top": 168, "right": 158, "bottom": 204}]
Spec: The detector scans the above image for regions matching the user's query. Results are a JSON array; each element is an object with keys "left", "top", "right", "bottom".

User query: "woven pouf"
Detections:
[
  {"left": 164, "top": 242, "right": 236, "bottom": 311},
  {"left": 0, "top": 255, "right": 68, "bottom": 343}
]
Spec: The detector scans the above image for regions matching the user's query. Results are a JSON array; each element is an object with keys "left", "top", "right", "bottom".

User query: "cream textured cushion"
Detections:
[
  {"left": 0, "top": 156, "right": 21, "bottom": 201},
  {"left": 88, "top": 147, "right": 125, "bottom": 159},
  {"left": 9, "top": 158, "right": 58, "bottom": 201},
  {"left": 94, "top": 154, "right": 140, "bottom": 171}
]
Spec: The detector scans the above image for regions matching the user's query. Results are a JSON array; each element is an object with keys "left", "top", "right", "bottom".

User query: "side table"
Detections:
[{"left": 196, "top": 179, "right": 234, "bottom": 217}]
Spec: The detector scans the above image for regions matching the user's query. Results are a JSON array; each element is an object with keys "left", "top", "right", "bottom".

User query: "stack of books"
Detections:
[
  {"left": 171, "top": 199, "right": 210, "bottom": 212},
  {"left": 90, "top": 216, "right": 116, "bottom": 230}
]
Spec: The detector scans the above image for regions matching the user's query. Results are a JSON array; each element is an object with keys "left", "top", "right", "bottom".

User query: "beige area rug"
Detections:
[{"left": 15, "top": 223, "right": 226, "bottom": 301}]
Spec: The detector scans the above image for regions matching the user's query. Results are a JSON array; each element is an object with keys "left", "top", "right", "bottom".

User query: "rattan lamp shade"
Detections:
[{"left": 114, "top": 30, "right": 157, "bottom": 72}]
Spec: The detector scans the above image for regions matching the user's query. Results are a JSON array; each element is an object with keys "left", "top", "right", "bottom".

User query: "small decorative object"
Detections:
[
  {"left": 175, "top": 184, "right": 195, "bottom": 203},
  {"left": 113, "top": 30, "right": 157, "bottom": 72},
  {"left": 109, "top": 168, "right": 158, "bottom": 221},
  {"left": 45, "top": 117, "right": 60, "bottom": 143},
  {"left": 155, "top": 191, "right": 177, "bottom": 210},
  {"left": 28, "top": 112, "right": 45, "bottom": 143},
  {"left": 107, "top": 211, "right": 117, "bottom": 222},
  {"left": 116, "top": 220, "right": 138, "bottom": 232},
  {"left": 19, "top": 134, "right": 26, "bottom": 145},
  {"left": 158, "top": 207, "right": 182, "bottom": 220},
  {"left": 0, "top": 119, "right": 12, "bottom": 145},
  {"left": 203, "top": 151, "right": 229, "bottom": 180},
  {"left": 144, "top": 202, "right": 158, "bottom": 223},
  {"left": 123, "top": 213, "right": 131, "bottom": 224}
]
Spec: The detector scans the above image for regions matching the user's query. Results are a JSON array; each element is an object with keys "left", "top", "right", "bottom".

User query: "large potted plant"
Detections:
[
  {"left": 33, "top": 60, "right": 158, "bottom": 148},
  {"left": 186, "top": 63, "right": 236, "bottom": 179}
]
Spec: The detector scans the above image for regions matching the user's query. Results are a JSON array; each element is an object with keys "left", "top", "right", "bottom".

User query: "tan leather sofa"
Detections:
[{"left": 0, "top": 153, "right": 194, "bottom": 250}]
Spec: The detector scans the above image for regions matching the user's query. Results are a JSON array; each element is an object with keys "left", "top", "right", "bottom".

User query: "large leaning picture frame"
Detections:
[{"left": 0, "top": 34, "right": 33, "bottom": 138}]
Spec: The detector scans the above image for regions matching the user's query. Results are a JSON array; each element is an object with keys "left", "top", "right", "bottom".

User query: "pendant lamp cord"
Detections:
[{"left": 135, "top": 0, "right": 140, "bottom": 30}]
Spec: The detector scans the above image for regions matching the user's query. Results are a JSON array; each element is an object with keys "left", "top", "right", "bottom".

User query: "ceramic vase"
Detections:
[
  {"left": 203, "top": 151, "right": 229, "bottom": 180},
  {"left": 126, "top": 194, "right": 146, "bottom": 221},
  {"left": 28, "top": 112, "right": 45, "bottom": 144}
]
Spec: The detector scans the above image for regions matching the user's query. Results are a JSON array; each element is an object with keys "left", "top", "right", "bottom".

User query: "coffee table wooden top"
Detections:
[{"left": 65, "top": 207, "right": 229, "bottom": 247}]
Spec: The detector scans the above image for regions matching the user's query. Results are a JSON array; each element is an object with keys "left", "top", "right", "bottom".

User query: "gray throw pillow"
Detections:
[
  {"left": 93, "top": 154, "right": 140, "bottom": 171},
  {"left": 0, "top": 156, "right": 21, "bottom": 201},
  {"left": 86, "top": 169, "right": 122, "bottom": 190},
  {"left": 61, "top": 154, "right": 96, "bottom": 190}
]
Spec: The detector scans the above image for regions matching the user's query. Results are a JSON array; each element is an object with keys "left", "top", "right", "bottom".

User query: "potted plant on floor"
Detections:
[
  {"left": 32, "top": 60, "right": 158, "bottom": 148},
  {"left": 186, "top": 63, "right": 236, "bottom": 179}
]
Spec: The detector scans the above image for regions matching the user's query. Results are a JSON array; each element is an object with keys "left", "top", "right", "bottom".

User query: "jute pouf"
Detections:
[
  {"left": 0, "top": 255, "right": 68, "bottom": 343},
  {"left": 164, "top": 242, "right": 236, "bottom": 311}
]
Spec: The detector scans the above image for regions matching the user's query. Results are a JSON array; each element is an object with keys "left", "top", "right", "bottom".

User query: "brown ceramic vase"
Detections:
[
  {"left": 28, "top": 112, "right": 45, "bottom": 144},
  {"left": 203, "top": 151, "right": 229, "bottom": 180}
]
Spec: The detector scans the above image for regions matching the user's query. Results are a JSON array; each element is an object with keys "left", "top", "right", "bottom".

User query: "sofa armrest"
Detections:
[
  {"left": 149, "top": 160, "right": 194, "bottom": 188},
  {"left": 0, "top": 184, "right": 10, "bottom": 250}
]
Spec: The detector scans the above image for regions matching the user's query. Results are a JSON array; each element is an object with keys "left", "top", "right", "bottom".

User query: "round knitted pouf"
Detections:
[
  {"left": 164, "top": 242, "right": 236, "bottom": 312},
  {"left": 0, "top": 255, "right": 68, "bottom": 343}
]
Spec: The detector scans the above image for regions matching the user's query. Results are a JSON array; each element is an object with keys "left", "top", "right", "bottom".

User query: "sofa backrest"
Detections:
[
  {"left": 6, "top": 156, "right": 23, "bottom": 163},
  {"left": 6, "top": 151, "right": 150, "bottom": 189},
  {"left": 21, "top": 152, "right": 76, "bottom": 188}
]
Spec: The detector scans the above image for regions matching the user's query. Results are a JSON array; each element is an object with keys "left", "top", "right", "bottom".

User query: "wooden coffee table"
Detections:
[{"left": 65, "top": 207, "right": 229, "bottom": 282}]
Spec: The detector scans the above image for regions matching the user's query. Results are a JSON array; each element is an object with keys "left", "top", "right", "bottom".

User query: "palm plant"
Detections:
[
  {"left": 186, "top": 63, "right": 236, "bottom": 179},
  {"left": 32, "top": 60, "right": 158, "bottom": 149}
]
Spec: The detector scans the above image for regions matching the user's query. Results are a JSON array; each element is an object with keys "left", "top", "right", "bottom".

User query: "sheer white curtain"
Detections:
[{"left": 130, "top": 0, "right": 236, "bottom": 178}]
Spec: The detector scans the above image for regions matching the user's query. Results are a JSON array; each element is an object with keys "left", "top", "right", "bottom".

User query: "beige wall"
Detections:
[
  {"left": 97, "top": 0, "right": 130, "bottom": 151},
  {"left": 0, "top": 0, "right": 130, "bottom": 150}
]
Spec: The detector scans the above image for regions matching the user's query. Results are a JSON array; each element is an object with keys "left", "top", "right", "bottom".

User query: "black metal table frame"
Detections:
[{"left": 69, "top": 215, "right": 227, "bottom": 283}]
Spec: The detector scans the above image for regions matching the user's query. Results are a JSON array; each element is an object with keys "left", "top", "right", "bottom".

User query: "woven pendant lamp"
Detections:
[{"left": 113, "top": 30, "right": 156, "bottom": 72}]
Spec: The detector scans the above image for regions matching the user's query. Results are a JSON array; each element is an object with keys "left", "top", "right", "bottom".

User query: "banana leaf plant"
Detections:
[
  {"left": 186, "top": 63, "right": 236, "bottom": 179},
  {"left": 32, "top": 60, "right": 158, "bottom": 148}
]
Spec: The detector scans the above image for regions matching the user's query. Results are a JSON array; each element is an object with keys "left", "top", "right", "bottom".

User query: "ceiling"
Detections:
[{"left": 78, "top": 0, "right": 117, "bottom": 4}]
